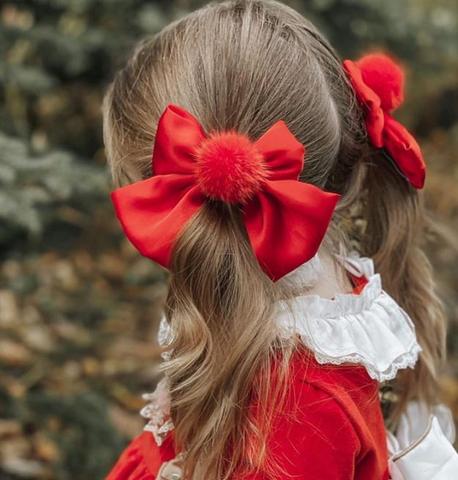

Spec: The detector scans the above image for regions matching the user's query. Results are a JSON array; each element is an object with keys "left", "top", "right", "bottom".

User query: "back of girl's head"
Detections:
[
  {"left": 104, "top": 0, "right": 363, "bottom": 190},
  {"left": 103, "top": 1, "right": 446, "bottom": 478}
]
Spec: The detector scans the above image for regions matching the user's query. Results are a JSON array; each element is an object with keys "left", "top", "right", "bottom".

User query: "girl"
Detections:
[{"left": 103, "top": 1, "right": 457, "bottom": 478}]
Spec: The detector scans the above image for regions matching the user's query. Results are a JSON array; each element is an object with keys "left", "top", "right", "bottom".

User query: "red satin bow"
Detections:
[
  {"left": 343, "top": 53, "right": 426, "bottom": 189},
  {"left": 111, "top": 104, "right": 340, "bottom": 281}
]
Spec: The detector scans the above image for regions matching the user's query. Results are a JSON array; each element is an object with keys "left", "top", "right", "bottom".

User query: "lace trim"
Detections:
[
  {"left": 158, "top": 317, "right": 172, "bottom": 347},
  {"left": 140, "top": 377, "right": 174, "bottom": 445},
  {"left": 313, "top": 342, "right": 421, "bottom": 383}
]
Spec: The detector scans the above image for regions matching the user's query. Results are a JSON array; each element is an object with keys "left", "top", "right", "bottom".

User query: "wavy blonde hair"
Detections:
[{"left": 102, "top": 0, "right": 447, "bottom": 478}]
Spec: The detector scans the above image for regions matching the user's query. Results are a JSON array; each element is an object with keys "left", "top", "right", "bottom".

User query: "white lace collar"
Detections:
[
  {"left": 276, "top": 254, "right": 421, "bottom": 382},
  {"left": 157, "top": 254, "right": 421, "bottom": 383}
]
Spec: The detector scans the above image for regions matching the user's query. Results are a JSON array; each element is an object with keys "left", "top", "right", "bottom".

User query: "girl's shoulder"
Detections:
[
  {"left": 262, "top": 350, "right": 391, "bottom": 479},
  {"left": 105, "top": 429, "right": 175, "bottom": 480}
]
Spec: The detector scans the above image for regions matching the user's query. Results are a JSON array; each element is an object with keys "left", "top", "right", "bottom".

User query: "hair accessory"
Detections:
[
  {"left": 111, "top": 104, "right": 340, "bottom": 281},
  {"left": 343, "top": 53, "right": 426, "bottom": 189}
]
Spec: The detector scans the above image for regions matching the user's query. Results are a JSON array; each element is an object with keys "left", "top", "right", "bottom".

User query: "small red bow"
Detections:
[
  {"left": 111, "top": 105, "right": 340, "bottom": 281},
  {"left": 343, "top": 53, "right": 426, "bottom": 189}
]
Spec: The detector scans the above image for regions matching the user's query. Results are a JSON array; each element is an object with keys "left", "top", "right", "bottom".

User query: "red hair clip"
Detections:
[
  {"left": 111, "top": 105, "right": 340, "bottom": 281},
  {"left": 343, "top": 53, "right": 426, "bottom": 189}
]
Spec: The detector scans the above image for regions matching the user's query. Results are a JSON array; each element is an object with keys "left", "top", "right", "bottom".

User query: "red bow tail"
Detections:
[
  {"left": 244, "top": 180, "right": 339, "bottom": 281},
  {"left": 382, "top": 114, "right": 426, "bottom": 189}
]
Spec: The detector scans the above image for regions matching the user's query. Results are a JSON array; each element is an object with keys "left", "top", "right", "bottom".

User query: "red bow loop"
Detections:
[
  {"left": 343, "top": 53, "right": 426, "bottom": 189},
  {"left": 254, "top": 120, "right": 306, "bottom": 181},
  {"left": 153, "top": 105, "right": 206, "bottom": 176},
  {"left": 111, "top": 175, "right": 204, "bottom": 267},
  {"left": 383, "top": 115, "right": 426, "bottom": 190},
  {"left": 111, "top": 104, "right": 340, "bottom": 281},
  {"left": 243, "top": 180, "right": 339, "bottom": 281}
]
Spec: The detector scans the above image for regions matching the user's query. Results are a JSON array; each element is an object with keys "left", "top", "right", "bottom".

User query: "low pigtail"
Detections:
[{"left": 362, "top": 156, "right": 447, "bottom": 425}]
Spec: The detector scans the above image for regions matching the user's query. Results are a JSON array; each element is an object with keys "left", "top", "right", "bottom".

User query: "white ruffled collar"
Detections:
[
  {"left": 276, "top": 253, "right": 421, "bottom": 382},
  {"left": 158, "top": 254, "right": 421, "bottom": 383}
]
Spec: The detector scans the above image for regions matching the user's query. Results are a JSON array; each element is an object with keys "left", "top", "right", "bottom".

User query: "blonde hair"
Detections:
[{"left": 102, "top": 0, "right": 446, "bottom": 478}]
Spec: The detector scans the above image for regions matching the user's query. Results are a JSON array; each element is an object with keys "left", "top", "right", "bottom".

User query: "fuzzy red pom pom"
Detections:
[
  {"left": 194, "top": 131, "right": 267, "bottom": 204},
  {"left": 356, "top": 53, "right": 405, "bottom": 112}
]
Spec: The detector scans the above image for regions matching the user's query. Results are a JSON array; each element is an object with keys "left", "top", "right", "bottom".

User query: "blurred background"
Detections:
[{"left": 0, "top": 0, "right": 457, "bottom": 478}]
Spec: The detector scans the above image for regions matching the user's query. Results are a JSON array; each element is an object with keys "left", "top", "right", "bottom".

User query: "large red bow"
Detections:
[
  {"left": 111, "top": 105, "right": 340, "bottom": 281},
  {"left": 343, "top": 53, "right": 426, "bottom": 189}
]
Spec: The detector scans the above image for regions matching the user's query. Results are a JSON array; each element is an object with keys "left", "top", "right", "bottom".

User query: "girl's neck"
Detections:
[{"left": 306, "top": 249, "right": 354, "bottom": 300}]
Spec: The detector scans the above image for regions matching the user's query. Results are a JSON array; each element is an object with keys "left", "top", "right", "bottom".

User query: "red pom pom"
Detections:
[
  {"left": 195, "top": 131, "right": 267, "bottom": 204},
  {"left": 356, "top": 53, "right": 405, "bottom": 112}
]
